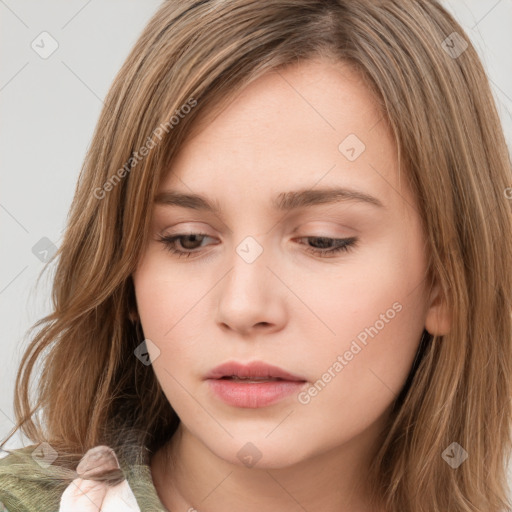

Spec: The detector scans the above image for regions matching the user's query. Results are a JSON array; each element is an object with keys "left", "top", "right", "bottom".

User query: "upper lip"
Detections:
[{"left": 205, "top": 360, "right": 306, "bottom": 381}]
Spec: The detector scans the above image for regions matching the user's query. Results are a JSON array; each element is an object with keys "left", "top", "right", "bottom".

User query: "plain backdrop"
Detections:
[{"left": 1, "top": 0, "right": 511, "bottom": 488}]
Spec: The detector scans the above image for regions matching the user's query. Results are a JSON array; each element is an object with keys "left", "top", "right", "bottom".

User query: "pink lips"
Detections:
[
  {"left": 205, "top": 360, "right": 307, "bottom": 408},
  {"left": 205, "top": 360, "right": 306, "bottom": 381}
]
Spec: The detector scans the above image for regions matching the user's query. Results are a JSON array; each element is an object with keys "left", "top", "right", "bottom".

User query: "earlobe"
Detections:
[{"left": 424, "top": 281, "right": 452, "bottom": 336}]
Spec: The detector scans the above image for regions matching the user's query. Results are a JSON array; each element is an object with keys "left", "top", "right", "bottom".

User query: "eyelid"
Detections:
[
  {"left": 158, "top": 219, "right": 357, "bottom": 242},
  {"left": 158, "top": 222, "right": 214, "bottom": 235},
  {"left": 290, "top": 223, "right": 358, "bottom": 240}
]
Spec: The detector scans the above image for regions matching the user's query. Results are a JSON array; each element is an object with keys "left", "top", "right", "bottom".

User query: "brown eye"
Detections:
[
  {"left": 295, "top": 236, "right": 358, "bottom": 258},
  {"left": 157, "top": 233, "right": 214, "bottom": 258}
]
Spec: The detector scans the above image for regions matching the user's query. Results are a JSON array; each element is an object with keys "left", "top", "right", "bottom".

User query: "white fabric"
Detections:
[{"left": 58, "top": 446, "right": 140, "bottom": 511}]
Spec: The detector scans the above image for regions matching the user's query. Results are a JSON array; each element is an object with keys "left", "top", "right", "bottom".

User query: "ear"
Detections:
[{"left": 424, "top": 279, "right": 452, "bottom": 336}]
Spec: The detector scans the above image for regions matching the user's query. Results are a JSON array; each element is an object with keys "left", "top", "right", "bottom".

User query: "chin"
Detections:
[{"left": 206, "top": 436, "right": 311, "bottom": 470}]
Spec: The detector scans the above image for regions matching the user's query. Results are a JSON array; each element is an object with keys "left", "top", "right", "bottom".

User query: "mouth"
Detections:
[
  {"left": 204, "top": 360, "right": 307, "bottom": 408},
  {"left": 204, "top": 360, "right": 307, "bottom": 383},
  {"left": 206, "top": 374, "right": 307, "bottom": 408},
  {"left": 217, "top": 376, "right": 296, "bottom": 383}
]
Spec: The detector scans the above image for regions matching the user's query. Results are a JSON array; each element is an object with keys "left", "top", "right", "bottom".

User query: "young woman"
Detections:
[{"left": 1, "top": 0, "right": 511, "bottom": 511}]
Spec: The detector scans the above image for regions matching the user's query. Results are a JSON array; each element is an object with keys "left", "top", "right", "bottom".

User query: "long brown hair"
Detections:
[{"left": 2, "top": 1, "right": 511, "bottom": 510}]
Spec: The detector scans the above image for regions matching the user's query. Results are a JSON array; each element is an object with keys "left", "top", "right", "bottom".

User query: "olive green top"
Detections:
[{"left": 0, "top": 444, "right": 168, "bottom": 511}]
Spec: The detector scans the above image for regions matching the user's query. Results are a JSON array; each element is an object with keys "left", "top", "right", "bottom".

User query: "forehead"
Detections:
[{"left": 158, "top": 58, "right": 413, "bottom": 216}]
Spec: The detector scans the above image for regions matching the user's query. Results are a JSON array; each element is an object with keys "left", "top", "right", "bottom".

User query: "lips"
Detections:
[
  {"left": 205, "top": 361, "right": 308, "bottom": 408},
  {"left": 205, "top": 360, "right": 306, "bottom": 382}
]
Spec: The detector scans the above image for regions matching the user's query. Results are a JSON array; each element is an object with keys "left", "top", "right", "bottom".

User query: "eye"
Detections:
[
  {"left": 295, "top": 236, "right": 358, "bottom": 258},
  {"left": 157, "top": 232, "right": 358, "bottom": 259},
  {"left": 157, "top": 233, "right": 215, "bottom": 258}
]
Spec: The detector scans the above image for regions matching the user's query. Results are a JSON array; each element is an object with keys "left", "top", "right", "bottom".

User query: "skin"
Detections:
[{"left": 132, "top": 57, "right": 451, "bottom": 512}]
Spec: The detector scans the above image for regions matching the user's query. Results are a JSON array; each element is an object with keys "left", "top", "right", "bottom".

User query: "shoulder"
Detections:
[
  {"left": 0, "top": 444, "right": 67, "bottom": 512},
  {"left": 0, "top": 444, "right": 143, "bottom": 512}
]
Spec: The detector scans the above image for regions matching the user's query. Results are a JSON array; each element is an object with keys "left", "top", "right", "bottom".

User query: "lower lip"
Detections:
[{"left": 207, "top": 378, "right": 307, "bottom": 408}]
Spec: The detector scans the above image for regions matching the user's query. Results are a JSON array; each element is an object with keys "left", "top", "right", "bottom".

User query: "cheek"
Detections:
[
  {"left": 133, "top": 250, "right": 199, "bottom": 336},
  {"left": 298, "top": 301, "right": 423, "bottom": 441},
  {"left": 294, "top": 232, "right": 427, "bottom": 424},
  {"left": 293, "top": 228, "right": 426, "bottom": 345},
  {"left": 132, "top": 253, "right": 214, "bottom": 389}
]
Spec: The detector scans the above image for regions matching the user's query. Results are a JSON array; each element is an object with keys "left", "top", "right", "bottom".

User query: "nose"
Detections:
[{"left": 215, "top": 237, "right": 287, "bottom": 337}]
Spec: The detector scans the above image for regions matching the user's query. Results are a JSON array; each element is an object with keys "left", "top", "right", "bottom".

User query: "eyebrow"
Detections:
[{"left": 154, "top": 186, "right": 385, "bottom": 214}]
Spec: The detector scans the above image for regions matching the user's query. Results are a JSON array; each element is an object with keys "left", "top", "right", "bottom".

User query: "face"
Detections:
[{"left": 132, "top": 58, "right": 444, "bottom": 469}]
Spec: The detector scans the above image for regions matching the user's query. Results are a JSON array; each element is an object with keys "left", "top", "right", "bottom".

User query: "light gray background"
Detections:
[{"left": 1, "top": 0, "right": 511, "bottom": 487}]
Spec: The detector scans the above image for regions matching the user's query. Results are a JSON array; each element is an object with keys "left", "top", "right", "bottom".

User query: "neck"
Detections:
[{"left": 150, "top": 420, "right": 387, "bottom": 512}]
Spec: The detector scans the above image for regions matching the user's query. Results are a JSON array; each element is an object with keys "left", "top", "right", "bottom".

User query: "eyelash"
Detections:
[{"left": 156, "top": 233, "right": 358, "bottom": 259}]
